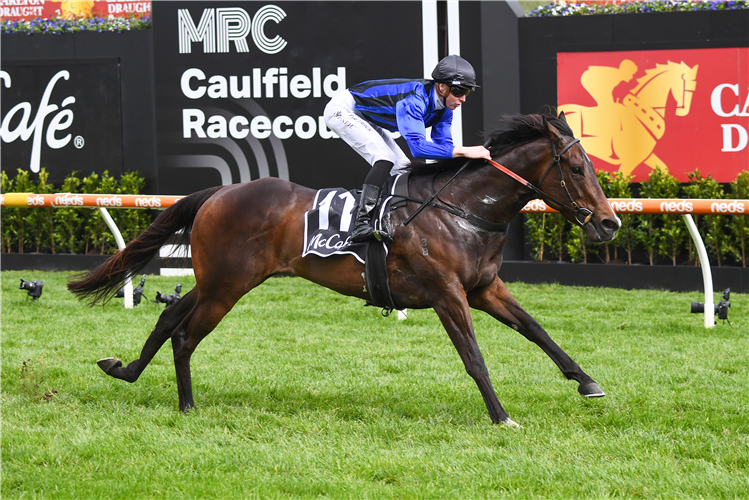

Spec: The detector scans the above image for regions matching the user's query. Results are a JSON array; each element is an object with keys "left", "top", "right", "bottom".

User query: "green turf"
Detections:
[{"left": 2, "top": 270, "right": 747, "bottom": 499}]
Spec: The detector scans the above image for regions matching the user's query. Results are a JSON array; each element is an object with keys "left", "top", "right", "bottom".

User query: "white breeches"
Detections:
[{"left": 323, "top": 91, "right": 410, "bottom": 175}]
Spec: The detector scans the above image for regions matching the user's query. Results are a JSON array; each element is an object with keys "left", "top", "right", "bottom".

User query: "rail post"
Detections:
[
  {"left": 98, "top": 207, "right": 133, "bottom": 309},
  {"left": 682, "top": 214, "right": 714, "bottom": 328}
]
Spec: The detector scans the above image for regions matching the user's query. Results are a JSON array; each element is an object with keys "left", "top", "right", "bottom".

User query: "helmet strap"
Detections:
[{"left": 436, "top": 83, "right": 450, "bottom": 99}]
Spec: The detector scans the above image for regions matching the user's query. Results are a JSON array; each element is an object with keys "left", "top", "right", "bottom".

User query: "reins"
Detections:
[
  {"left": 402, "top": 138, "right": 492, "bottom": 227},
  {"left": 486, "top": 137, "right": 593, "bottom": 227},
  {"left": 403, "top": 137, "right": 594, "bottom": 229}
]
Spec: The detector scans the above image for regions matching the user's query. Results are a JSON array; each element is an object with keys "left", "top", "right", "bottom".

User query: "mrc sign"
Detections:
[
  {"left": 558, "top": 47, "right": 748, "bottom": 182},
  {"left": 153, "top": 1, "right": 422, "bottom": 195}
]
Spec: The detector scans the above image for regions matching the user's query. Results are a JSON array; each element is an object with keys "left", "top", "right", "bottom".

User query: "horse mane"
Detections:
[{"left": 408, "top": 112, "right": 575, "bottom": 177}]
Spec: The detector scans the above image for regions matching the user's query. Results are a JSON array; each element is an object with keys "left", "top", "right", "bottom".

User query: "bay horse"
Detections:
[{"left": 68, "top": 112, "right": 620, "bottom": 426}]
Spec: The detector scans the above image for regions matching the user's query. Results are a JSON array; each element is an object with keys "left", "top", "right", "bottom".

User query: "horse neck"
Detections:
[
  {"left": 449, "top": 139, "right": 551, "bottom": 225},
  {"left": 632, "top": 69, "right": 681, "bottom": 110}
]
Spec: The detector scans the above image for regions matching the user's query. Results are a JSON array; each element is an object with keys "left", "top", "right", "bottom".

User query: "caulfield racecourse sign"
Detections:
[{"left": 153, "top": 1, "right": 423, "bottom": 195}]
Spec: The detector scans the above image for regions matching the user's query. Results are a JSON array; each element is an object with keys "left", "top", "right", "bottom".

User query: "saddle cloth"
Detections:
[{"left": 302, "top": 173, "right": 409, "bottom": 264}]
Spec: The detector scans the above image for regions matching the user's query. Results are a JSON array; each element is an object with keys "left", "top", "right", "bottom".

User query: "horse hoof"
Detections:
[
  {"left": 578, "top": 381, "right": 606, "bottom": 397},
  {"left": 503, "top": 418, "right": 523, "bottom": 429},
  {"left": 97, "top": 357, "right": 122, "bottom": 374}
]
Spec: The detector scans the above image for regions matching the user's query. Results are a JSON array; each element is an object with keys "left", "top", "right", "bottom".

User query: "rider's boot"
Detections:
[{"left": 351, "top": 183, "right": 380, "bottom": 242}]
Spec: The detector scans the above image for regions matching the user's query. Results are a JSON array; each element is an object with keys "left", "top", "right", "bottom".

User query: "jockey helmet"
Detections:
[{"left": 431, "top": 55, "right": 479, "bottom": 89}]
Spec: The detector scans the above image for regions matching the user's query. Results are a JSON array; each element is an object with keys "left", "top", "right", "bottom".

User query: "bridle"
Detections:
[
  {"left": 486, "top": 138, "right": 594, "bottom": 227},
  {"left": 402, "top": 136, "right": 594, "bottom": 229}
]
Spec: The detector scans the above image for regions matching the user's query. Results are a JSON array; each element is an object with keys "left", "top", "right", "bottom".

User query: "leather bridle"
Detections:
[
  {"left": 402, "top": 136, "right": 594, "bottom": 229},
  {"left": 487, "top": 138, "right": 594, "bottom": 227}
]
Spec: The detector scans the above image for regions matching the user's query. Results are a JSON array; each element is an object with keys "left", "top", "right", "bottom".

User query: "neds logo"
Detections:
[
  {"left": 609, "top": 200, "right": 643, "bottom": 212},
  {"left": 54, "top": 194, "right": 84, "bottom": 206},
  {"left": 659, "top": 200, "right": 693, "bottom": 213},
  {"left": 178, "top": 5, "right": 287, "bottom": 55},
  {"left": 711, "top": 200, "right": 745, "bottom": 214},
  {"left": 96, "top": 196, "right": 122, "bottom": 207},
  {"left": 27, "top": 194, "right": 45, "bottom": 206},
  {"left": 522, "top": 199, "right": 548, "bottom": 212},
  {"left": 135, "top": 197, "right": 162, "bottom": 208}
]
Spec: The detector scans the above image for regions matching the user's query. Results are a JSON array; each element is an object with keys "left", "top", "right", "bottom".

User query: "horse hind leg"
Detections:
[
  {"left": 97, "top": 289, "right": 198, "bottom": 383},
  {"left": 169, "top": 294, "right": 240, "bottom": 412}
]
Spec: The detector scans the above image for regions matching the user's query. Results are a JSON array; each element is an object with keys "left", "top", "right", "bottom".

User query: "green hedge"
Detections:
[
  {"left": 525, "top": 168, "right": 749, "bottom": 267},
  {"left": 3, "top": 168, "right": 748, "bottom": 266},
  {"left": 1, "top": 169, "right": 153, "bottom": 255}
]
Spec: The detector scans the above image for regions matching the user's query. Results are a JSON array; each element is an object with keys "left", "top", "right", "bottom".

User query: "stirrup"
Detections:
[{"left": 373, "top": 230, "right": 393, "bottom": 244}]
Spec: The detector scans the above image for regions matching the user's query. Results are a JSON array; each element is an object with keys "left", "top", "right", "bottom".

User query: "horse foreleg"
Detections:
[
  {"left": 433, "top": 292, "right": 519, "bottom": 427},
  {"left": 468, "top": 278, "right": 604, "bottom": 398},
  {"left": 98, "top": 289, "right": 198, "bottom": 383}
]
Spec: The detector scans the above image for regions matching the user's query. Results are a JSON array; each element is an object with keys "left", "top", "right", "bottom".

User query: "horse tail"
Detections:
[{"left": 67, "top": 186, "right": 223, "bottom": 305}]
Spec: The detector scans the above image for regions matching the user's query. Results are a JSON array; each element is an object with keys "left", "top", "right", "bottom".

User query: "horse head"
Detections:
[
  {"left": 632, "top": 61, "right": 699, "bottom": 117},
  {"left": 531, "top": 112, "right": 620, "bottom": 243},
  {"left": 675, "top": 61, "right": 698, "bottom": 117}
]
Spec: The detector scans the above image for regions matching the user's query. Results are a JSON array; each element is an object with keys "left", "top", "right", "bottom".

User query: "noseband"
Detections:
[{"left": 487, "top": 138, "right": 594, "bottom": 227}]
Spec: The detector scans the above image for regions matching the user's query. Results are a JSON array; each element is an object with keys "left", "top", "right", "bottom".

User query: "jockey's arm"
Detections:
[{"left": 453, "top": 145, "right": 492, "bottom": 160}]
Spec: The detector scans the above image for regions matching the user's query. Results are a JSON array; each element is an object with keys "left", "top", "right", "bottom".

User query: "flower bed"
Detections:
[
  {"left": 2, "top": 14, "right": 150, "bottom": 34},
  {"left": 528, "top": 0, "right": 748, "bottom": 17}
]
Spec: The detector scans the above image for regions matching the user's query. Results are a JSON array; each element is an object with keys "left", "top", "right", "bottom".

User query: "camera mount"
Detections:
[
  {"left": 691, "top": 288, "right": 731, "bottom": 324},
  {"left": 19, "top": 279, "right": 43, "bottom": 300}
]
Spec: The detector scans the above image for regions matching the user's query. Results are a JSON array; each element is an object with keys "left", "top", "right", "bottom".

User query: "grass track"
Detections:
[{"left": 2, "top": 270, "right": 747, "bottom": 499}]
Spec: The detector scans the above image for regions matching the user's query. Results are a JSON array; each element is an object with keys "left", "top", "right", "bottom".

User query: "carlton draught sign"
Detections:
[
  {"left": 153, "top": 1, "right": 422, "bottom": 195},
  {"left": 558, "top": 48, "right": 748, "bottom": 182}
]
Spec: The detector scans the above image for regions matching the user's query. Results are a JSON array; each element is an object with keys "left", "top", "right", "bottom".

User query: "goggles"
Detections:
[{"left": 449, "top": 85, "right": 472, "bottom": 98}]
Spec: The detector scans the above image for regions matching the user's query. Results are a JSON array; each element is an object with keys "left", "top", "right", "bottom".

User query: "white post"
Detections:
[
  {"left": 98, "top": 207, "right": 133, "bottom": 309},
  {"left": 446, "top": 0, "right": 463, "bottom": 147},
  {"left": 682, "top": 214, "right": 713, "bottom": 328},
  {"left": 422, "top": 0, "right": 439, "bottom": 79}
]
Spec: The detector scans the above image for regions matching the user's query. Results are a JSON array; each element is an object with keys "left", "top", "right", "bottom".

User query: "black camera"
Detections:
[
  {"left": 691, "top": 288, "right": 731, "bottom": 321},
  {"left": 116, "top": 275, "right": 146, "bottom": 306},
  {"left": 153, "top": 283, "right": 182, "bottom": 308},
  {"left": 19, "top": 279, "right": 43, "bottom": 299}
]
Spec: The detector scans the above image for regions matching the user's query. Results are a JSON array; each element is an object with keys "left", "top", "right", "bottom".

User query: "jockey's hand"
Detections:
[{"left": 453, "top": 145, "right": 492, "bottom": 161}]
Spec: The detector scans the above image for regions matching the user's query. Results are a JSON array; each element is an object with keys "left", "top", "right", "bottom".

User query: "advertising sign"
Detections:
[
  {"left": 0, "top": 0, "right": 151, "bottom": 21},
  {"left": 558, "top": 48, "right": 748, "bottom": 182},
  {"left": 0, "top": 60, "right": 123, "bottom": 184},
  {"left": 152, "top": 1, "right": 422, "bottom": 195}
]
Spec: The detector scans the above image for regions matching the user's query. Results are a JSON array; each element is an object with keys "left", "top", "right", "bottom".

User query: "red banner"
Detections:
[
  {"left": 0, "top": 0, "right": 150, "bottom": 21},
  {"left": 558, "top": 48, "right": 749, "bottom": 182}
]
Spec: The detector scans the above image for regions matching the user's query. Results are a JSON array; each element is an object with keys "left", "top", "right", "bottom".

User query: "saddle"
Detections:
[{"left": 302, "top": 173, "right": 410, "bottom": 312}]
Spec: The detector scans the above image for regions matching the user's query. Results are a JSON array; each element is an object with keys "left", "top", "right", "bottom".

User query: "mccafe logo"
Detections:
[
  {"left": 0, "top": 70, "right": 78, "bottom": 174},
  {"left": 178, "top": 5, "right": 287, "bottom": 55}
]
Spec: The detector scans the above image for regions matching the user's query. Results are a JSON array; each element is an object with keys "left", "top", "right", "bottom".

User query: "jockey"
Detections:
[{"left": 323, "top": 54, "right": 492, "bottom": 244}]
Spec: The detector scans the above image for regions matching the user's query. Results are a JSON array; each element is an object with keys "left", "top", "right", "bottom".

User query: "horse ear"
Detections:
[
  {"left": 544, "top": 115, "right": 565, "bottom": 148},
  {"left": 558, "top": 110, "right": 568, "bottom": 124}
]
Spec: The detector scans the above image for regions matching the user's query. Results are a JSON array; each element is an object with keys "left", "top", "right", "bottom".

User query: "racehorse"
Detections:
[
  {"left": 68, "top": 112, "right": 620, "bottom": 426},
  {"left": 560, "top": 60, "right": 698, "bottom": 177}
]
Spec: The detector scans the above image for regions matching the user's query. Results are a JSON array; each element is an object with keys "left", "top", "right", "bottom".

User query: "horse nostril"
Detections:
[{"left": 602, "top": 218, "right": 620, "bottom": 232}]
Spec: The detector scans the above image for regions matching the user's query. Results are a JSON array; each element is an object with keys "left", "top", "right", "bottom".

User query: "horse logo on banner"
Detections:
[{"left": 560, "top": 59, "right": 699, "bottom": 177}]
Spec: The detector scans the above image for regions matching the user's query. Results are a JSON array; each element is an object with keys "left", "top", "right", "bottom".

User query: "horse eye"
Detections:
[{"left": 571, "top": 166, "right": 584, "bottom": 176}]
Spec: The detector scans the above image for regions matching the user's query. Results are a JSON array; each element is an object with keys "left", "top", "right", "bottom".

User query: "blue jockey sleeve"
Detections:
[{"left": 396, "top": 95, "right": 455, "bottom": 160}]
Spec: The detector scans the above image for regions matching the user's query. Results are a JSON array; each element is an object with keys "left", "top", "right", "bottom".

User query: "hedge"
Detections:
[
  {"left": 2, "top": 168, "right": 748, "bottom": 267},
  {"left": 525, "top": 168, "right": 749, "bottom": 267},
  {"left": 1, "top": 169, "right": 153, "bottom": 255}
]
